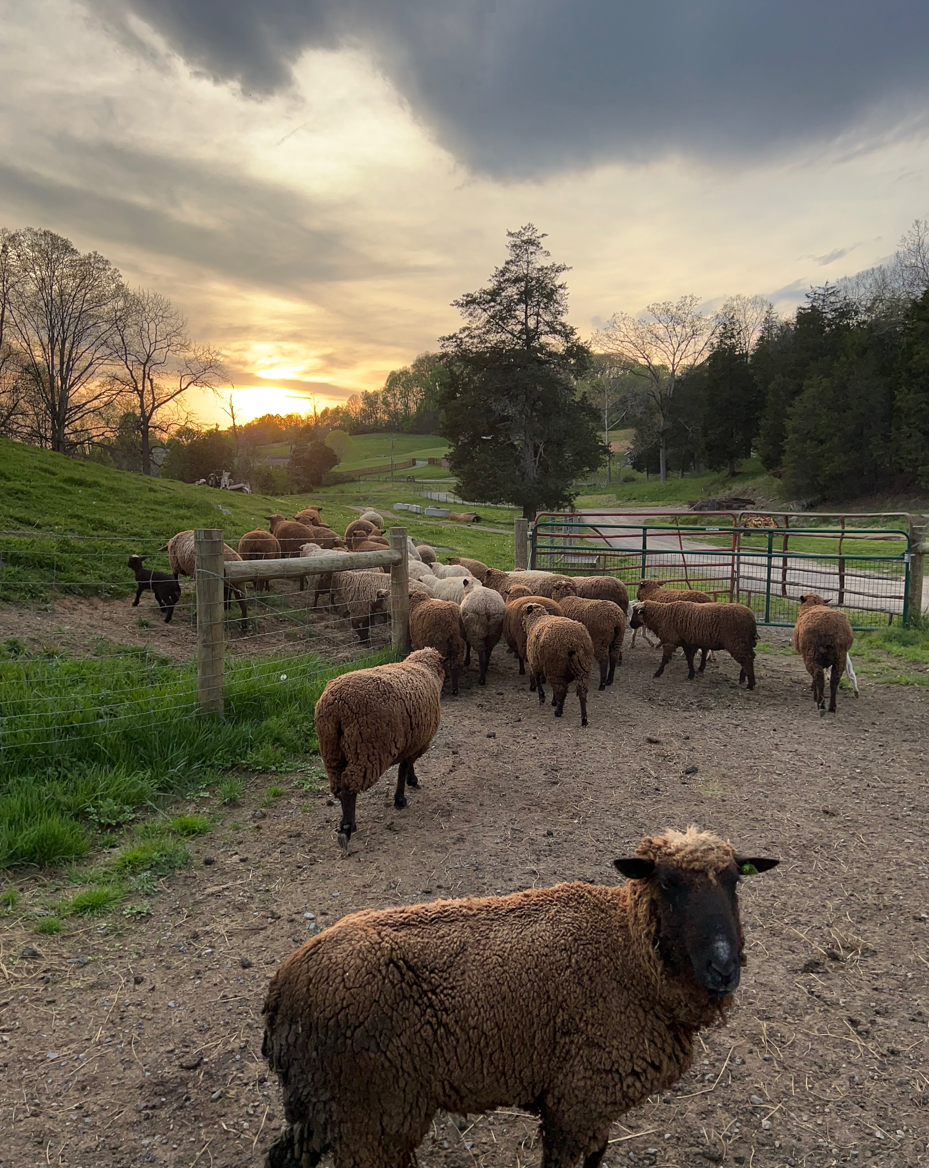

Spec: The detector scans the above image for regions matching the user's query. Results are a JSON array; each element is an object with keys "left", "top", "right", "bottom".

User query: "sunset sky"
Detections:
[{"left": 2, "top": 1, "right": 929, "bottom": 423}]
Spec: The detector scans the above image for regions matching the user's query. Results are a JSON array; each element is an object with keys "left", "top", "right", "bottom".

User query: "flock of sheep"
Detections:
[{"left": 127, "top": 503, "right": 861, "bottom": 1168}]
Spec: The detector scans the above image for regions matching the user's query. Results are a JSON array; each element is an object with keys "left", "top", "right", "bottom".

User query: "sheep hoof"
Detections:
[
  {"left": 581, "top": 717, "right": 589, "bottom": 727},
  {"left": 394, "top": 794, "right": 407, "bottom": 810},
  {"left": 337, "top": 830, "right": 350, "bottom": 851},
  {"left": 598, "top": 683, "right": 606, "bottom": 691},
  {"left": 554, "top": 708, "right": 562, "bottom": 718},
  {"left": 818, "top": 707, "right": 826, "bottom": 718}
]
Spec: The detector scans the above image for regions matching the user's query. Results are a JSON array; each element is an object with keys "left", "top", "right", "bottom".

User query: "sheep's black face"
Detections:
[
  {"left": 628, "top": 608, "right": 644, "bottom": 630},
  {"left": 615, "top": 855, "right": 777, "bottom": 999}
]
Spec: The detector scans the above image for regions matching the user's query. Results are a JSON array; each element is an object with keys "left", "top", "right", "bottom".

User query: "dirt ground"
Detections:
[
  {"left": 1, "top": 635, "right": 928, "bottom": 1168},
  {"left": 0, "top": 584, "right": 392, "bottom": 665}
]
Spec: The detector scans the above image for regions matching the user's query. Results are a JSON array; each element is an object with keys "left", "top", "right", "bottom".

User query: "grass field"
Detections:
[
  {"left": 575, "top": 459, "right": 781, "bottom": 508},
  {"left": 256, "top": 432, "right": 451, "bottom": 470}
]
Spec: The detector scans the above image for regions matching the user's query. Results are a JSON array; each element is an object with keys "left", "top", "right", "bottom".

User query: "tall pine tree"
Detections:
[{"left": 439, "top": 225, "right": 604, "bottom": 519}]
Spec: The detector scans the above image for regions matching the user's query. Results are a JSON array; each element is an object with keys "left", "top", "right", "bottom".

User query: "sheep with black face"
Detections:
[
  {"left": 262, "top": 826, "right": 777, "bottom": 1168},
  {"left": 127, "top": 555, "right": 181, "bottom": 623}
]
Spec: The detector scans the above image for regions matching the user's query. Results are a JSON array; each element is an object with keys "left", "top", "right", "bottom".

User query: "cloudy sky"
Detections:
[{"left": 2, "top": 0, "right": 929, "bottom": 422}]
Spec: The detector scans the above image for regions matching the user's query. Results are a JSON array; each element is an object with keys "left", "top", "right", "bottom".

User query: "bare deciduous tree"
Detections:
[
  {"left": 718, "top": 294, "right": 773, "bottom": 354},
  {"left": 107, "top": 288, "right": 226, "bottom": 475},
  {"left": 595, "top": 295, "right": 717, "bottom": 480},
  {"left": 4, "top": 228, "right": 124, "bottom": 453}
]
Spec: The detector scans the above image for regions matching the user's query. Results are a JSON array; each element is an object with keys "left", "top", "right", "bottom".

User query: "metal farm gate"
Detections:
[{"left": 530, "top": 511, "right": 921, "bottom": 629}]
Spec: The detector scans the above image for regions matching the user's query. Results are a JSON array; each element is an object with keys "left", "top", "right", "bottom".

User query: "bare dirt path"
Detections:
[{"left": 2, "top": 639, "right": 928, "bottom": 1168}]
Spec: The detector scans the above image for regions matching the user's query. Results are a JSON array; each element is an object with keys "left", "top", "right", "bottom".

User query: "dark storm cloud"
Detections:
[
  {"left": 0, "top": 138, "right": 394, "bottom": 295},
  {"left": 87, "top": 0, "right": 929, "bottom": 177}
]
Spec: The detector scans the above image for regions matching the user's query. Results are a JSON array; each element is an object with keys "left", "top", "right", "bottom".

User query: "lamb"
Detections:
[
  {"left": 408, "top": 591, "right": 467, "bottom": 695},
  {"left": 632, "top": 578, "right": 712, "bottom": 648},
  {"left": 126, "top": 554, "right": 181, "bottom": 623},
  {"left": 263, "top": 826, "right": 778, "bottom": 1168},
  {"left": 630, "top": 600, "right": 758, "bottom": 688},
  {"left": 359, "top": 509, "right": 384, "bottom": 528},
  {"left": 237, "top": 529, "right": 281, "bottom": 593},
  {"left": 430, "top": 563, "right": 471, "bottom": 579},
  {"left": 158, "top": 530, "right": 248, "bottom": 628},
  {"left": 313, "top": 648, "right": 445, "bottom": 849},
  {"left": 459, "top": 576, "right": 506, "bottom": 685},
  {"left": 522, "top": 602, "right": 594, "bottom": 726},
  {"left": 572, "top": 575, "right": 629, "bottom": 613},
  {"left": 792, "top": 593, "right": 858, "bottom": 714},
  {"left": 552, "top": 591, "right": 626, "bottom": 691},
  {"left": 503, "top": 592, "right": 564, "bottom": 675},
  {"left": 331, "top": 570, "right": 391, "bottom": 642},
  {"left": 414, "top": 544, "right": 437, "bottom": 565},
  {"left": 430, "top": 576, "right": 476, "bottom": 603},
  {"left": 447, "top": 555, "right": 490, "bottom": 582}
]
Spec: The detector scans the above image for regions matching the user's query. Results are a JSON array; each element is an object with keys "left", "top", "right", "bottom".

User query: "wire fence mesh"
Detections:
[
  {"left": 531, "top": 513, "right": 914, "bottom": 629},
  {"left": 0, "top": 529, "right": 393, "bottom": 771}
]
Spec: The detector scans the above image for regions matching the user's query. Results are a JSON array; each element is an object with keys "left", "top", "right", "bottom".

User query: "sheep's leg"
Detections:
[
  {"left": 539, "top": 1112, "right": 600, "bottom": 1168},
  {"left": 464, "top": 642, "right": 471, "bottom": 667},
  {"left": 449, "top": 657, "right": 460, "bottom": 696},
  {"left": 534, "top": 675, "right": 546, "bottom": 704},
  {"left": 394, "top": 762, "right": 408, "bottom": 810},
  {"left": 406, "top": 761, "right": 419, "bottom": 788},
  {"left": 518, "top": 653, "right": 526, "bottom": 675},
  {"left": 607, "top": 633, "right": 621, "bottom": 683},
  {"left": 478, "top": 647, "right": 490, "bottom": 685},
  {"left": 552, "top": 682, "right": 567, "bottom": 716},
  {"left": 682, "top": 643, "right": 697, "bottom": 680},
  {"left": 596, "top": 650, "right": 608, "bottom": 691},
  {"left": 582, "top": 1141, "right": 610, "bottom": 1168},
  {"left": 828, "top": 663, "right": 841, "bottom": 713},
  {"left": 738, "top": 653, "right": 757, "bottom": 691},
  {"left": 653, "top": 643, "right": 674, "bottom": 678},
  {"left": 337, "top": 792, "right": 357, "bottom": 851},
  {"left": 577, "top": 685, "right": 589, "bottom": 727},
  {"left": 697, "top": 647, "right": 709, "bottom": 672},
  {"left": 132, "top": 584, "right": 144, "bottom": 607},
  {"left": 163, "top": 600, "right": 175, "bottom": 624}
]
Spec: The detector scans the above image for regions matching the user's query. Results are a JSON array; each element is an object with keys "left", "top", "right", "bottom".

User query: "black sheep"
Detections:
[{"left": 127, "top": 554, "right": 181, "bottom": 623}]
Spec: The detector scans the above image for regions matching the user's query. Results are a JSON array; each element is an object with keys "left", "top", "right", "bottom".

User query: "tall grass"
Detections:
[{"left": 0, "top": 645, "right": 390, "bottom": 868}]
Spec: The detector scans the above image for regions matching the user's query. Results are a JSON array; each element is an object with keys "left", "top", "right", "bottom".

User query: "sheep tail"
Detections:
[
  {"left": 265, "top": 1122, "right": 324, "bottom": 1168},
  {"left": 845, "top": 652, "right": 860, "bottom": 697},
  {"left": 566, "top": 648, "right": 585, "bottom": 682},
  {"left": 157, "top": 542, "right": 168, "bottom": 553}
]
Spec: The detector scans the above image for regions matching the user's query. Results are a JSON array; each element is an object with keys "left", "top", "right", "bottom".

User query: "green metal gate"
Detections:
[{"left": 530, "top": 512, "right": 913, "bottom": 629}]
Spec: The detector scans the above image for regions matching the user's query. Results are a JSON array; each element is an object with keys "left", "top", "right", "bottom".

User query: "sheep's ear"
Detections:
[
  {"left": 798, "top": 594, "right": 808, "bottom": 604},
  {"left": 734, "top": 856, "right": 779, "bottom": 876},
  {"left": 613, "top": 857, "right": 655, "bottom": 880}
]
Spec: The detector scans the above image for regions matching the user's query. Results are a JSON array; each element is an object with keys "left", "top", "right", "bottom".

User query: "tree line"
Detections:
[{"left": 0, "top": 227, "right": 225, "bottom": 475}]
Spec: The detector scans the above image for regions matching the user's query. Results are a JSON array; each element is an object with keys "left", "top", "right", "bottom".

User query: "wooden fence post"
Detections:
[
  {"left": 389, "top": 526, "right": 411, "bottom": 655},
  {"left": 906, "top": 520, "right": 927, "bottom": 626},
  {"left": 195, "top": 528, "right": 225, "bottom": 715},
  {"left": 514, "top": 518, "right": 529, "bottom": 570}
]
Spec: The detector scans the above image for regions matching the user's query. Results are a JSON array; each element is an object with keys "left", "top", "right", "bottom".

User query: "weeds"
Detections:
[
  {"left": 34, "top": 916, "right": 62, "bottom": 935},
  {"left": 62, "top": 885, "right": 124, "bottom": 916}
]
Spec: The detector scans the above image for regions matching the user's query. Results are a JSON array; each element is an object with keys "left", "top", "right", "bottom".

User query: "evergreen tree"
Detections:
[
  {"left": 893, "top": 290, "right": 929, "bottom": 488},
  {"left": 288, "top": 440, "right": 338, "bottom": 491},
  {"left": 701, "top": 316, "right": 762, "bottom": 476},
  {"left": 439, "top": 225, "right": 604, "bottom": 519}
]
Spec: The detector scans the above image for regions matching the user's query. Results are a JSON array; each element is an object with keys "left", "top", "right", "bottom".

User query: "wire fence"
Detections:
[
  {"left": 531, "top": 512, "right": 923, "bottom": 629},
  {"left": 0, "top": 529, "right": 396, "bottom": 771}
]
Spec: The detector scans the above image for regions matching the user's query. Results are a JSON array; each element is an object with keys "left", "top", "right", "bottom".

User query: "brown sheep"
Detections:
[
  {"left": 553, "top": 593, "right": 626, "bottom": 691},
  {"left": 632, "top": 578, "right": 712, "bottom": 648},
  {"left": 237, "top": 529, "right": 280, "bottom": 593},
  {"left": 630, "top": 600, "right": 758, "bottom": 689},
  {"left": 503, "top": 592, "right": 564, "bottom": 675},
  {"left": 262, "top": 826, "right": 779, "bottom": 1168},
  {"left": 447, "top": 555, "right": 490, "bottom": 582},
  {"left": 331, "top": 570, "right": 391, "bottom": 642},
  {"left": 314, "top": 648, "right": 445, "bottom": 849},
  {"left": 522, "top": 602, "right": 594, "bottom": 726},
  {"left": 415, "top": 544, "right": 437, "bottom": 565},
  {"left": 572, "top": 575, "right": 629, "bottom": 613},
  {"left": 348, "top": 537, "right": 390, "bottom": 553},
  {"left": 408, "top": 591, "right": 467, "bottom": 695},
  {"left": 792, "top": 593, "right": 858, "bottom": 714},
  {"left": 267, "top": 515, "right": 345, "bottom": 556},
  {"left": 294, "top": 507, "right": 324, "bottom": 527},
  {"left": 344, "top": 518, "right": 380, "bottom": 542}
]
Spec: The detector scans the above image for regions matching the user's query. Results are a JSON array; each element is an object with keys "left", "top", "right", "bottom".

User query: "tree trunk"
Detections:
[
  {"left": 141, "top": 421, "right": 152, "bottom": 476},
  {"left": 522, "top": 503, "right": 536, "bottom": 521},
  {"left": 659, "top": 435, "right": 668, "bottom": 482}
]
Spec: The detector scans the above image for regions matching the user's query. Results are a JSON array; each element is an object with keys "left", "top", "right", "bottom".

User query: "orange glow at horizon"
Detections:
[{"left": 194, "top": 385, "right": 354, "bottom": 426}]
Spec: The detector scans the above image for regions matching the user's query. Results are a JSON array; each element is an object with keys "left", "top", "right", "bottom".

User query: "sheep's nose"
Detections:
[{"left": 705, "top": 957, "right": 740, "bottom": 995}]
